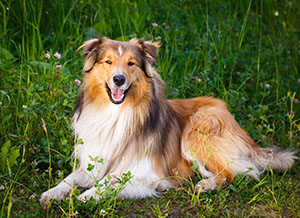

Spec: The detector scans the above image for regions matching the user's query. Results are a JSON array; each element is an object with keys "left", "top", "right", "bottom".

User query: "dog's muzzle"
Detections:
[{"left": 106, "top": 74, "right": 131, "bottom": 104}]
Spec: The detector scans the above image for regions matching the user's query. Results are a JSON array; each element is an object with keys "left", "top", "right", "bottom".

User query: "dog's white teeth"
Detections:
[{"left": 112, "top": 88, "right": 124, "bottom": 101}]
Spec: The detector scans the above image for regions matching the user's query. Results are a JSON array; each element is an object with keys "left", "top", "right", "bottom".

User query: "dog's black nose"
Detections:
[{"left": 113, "top": 74, "right": 126, "bottom": 87}]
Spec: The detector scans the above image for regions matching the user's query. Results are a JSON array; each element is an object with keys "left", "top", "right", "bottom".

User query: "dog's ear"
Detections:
[
  {"left": 132, "top": 38, "right": 160, "bottom": 78},
  {"left": 77, "top": 36, "right": 108, "bottom": 72},
  {"left": 136, "top": 39, "right": 160, "bottom": 63}
]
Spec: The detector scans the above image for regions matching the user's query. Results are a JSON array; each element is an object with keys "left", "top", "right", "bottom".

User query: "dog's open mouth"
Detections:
[{"left": 105, "top": 83, "right": 131, "bottom": 104}]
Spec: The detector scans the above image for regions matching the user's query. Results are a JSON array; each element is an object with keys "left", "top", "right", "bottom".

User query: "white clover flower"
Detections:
[
  {"left": 33, "top": 181, "right": 39, "bottom": 187},
  {"left": 100, "top": 209, "right": 106, "bottom": 216},
  {"left": 55, "top": 65, "right": 62, "bottom": 70},
  {"left": 54, "top": 52, "right": 61, "bottom": 59},
  {"left": 32, "top": 160, "right": 38, "bottom": 166},
  {"left": 110, "top": 178, "right": 116, "bottom": 185},
  {"left": 45, "top": 53, "right": 51, "bottom": 59},
  {"left": 291, "top": 111, "right": 295, "bottom": 115},
  {"left": 74, "top": 79, "right": 81, "bottom": 86},
  {"left": 29, "top": 193, "right": 37, "bottom": 200}
]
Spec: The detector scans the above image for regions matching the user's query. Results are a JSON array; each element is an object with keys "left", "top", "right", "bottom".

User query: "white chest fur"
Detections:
[
  {"left": 71, "top": 103, "right": 170, "bottom": 198},
  {"left": 73, "top": 103, "right": 134, "bottom": 169}
]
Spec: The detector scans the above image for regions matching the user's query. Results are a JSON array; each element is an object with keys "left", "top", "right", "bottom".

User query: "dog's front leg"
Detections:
[
  {"left": 77, "top": 177, "right": 161, "bottom": 201},
  {"left": 40, "top": 169, "right": 93, "bottom": 204}
]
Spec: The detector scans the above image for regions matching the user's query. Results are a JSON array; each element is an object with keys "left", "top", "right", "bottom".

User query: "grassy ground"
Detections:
[{"left": 1, "top": 0, "right": 300, "bottom": 217}]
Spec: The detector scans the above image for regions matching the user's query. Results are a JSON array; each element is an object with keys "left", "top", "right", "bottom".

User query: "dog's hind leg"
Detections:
[
  {"left": 182, "top": 109, "right": 234, "bottom": 192},
  {"left": 180, "top": 97, "right": 298, "bottom": 193}
]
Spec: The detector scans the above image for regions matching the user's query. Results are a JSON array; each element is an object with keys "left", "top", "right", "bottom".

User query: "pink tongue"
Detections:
[{"left": 112, "top": 89, "right": 124, "bottom": 101}]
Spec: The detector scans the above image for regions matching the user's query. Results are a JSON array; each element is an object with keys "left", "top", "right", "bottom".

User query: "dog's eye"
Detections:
[
  {"left": 105, "top": 60, "right": 112, "bottom": 64},
  {"left": 128, "top": 62, "right": 134, "bottom": 66}
]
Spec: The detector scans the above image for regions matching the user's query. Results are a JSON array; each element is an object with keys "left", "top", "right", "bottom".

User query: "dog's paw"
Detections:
[
  {"left": 77, "top": 187, "right": 99, "bottom": 202},
  {"left": 40, "top": 187, "right": 68, "bottom": 205},
  {"left": 195, "top": 178, "right": 217, "bottom": 193}
]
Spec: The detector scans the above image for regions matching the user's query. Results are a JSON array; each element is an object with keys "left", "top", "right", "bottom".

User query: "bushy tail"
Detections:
[{"left": 256, "top": 147, "right": 299, "bottom": 172}]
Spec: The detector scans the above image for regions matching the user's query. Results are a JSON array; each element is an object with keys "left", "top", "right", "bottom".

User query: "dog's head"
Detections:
[{"left": 78, "top": 36, "right": 159, "bottom": 106}]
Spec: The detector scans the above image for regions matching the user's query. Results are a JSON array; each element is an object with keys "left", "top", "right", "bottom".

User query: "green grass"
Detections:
[{"left": 1, "top": 0, "right": 299, "bottom": 217}]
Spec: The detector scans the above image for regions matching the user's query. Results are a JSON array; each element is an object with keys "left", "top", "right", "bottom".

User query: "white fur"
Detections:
[
  {"left": 195, "top": 177, "right": 217, "bottom": 193},
  {"left": 40, "top": 103, "right": 169, "bottom": 203},
  {"left": 74, "top": 103, "right": 132, "bottom": 168},
  {"left": 40, "top": 170, "right": 90, "bottom": 202},
  {"left": 118, "top": 45, "right": 123, "bottom": 56},
  {"left": 77, "top": 158, "right": 168, "bottom": 201}
]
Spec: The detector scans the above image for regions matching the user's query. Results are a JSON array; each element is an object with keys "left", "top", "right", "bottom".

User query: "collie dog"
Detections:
[{"left": 41, "top": 36, "right": 297, "bottom": 203}]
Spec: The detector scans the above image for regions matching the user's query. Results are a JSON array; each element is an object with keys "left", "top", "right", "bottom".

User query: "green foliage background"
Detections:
[{"left": 0, "top": 0, "right": 299, "bottom": 217}]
